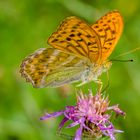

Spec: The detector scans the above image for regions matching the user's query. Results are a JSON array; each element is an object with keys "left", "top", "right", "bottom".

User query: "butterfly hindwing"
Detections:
[
  {"left": 44, "top": 67, "right": 85, "bottom": 87},
  {"left": 20, "top": 48, "right": 88, "bottom": 88}
]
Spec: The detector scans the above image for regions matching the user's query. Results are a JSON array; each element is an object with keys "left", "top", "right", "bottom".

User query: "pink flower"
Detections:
[{"left": 40, "top": 90, "right": 125, "bottom": 140}]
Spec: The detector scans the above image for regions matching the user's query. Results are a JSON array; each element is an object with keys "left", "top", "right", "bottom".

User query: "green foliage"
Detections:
[{"left": 0, "top": 0, "right": 140, "bottom": 140}]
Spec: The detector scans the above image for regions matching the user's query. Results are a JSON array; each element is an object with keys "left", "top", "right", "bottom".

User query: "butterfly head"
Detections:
[
  {"left": 92, "top": 61, "right": 112, "bottom": 77},
  {"left": 102, "top": 61, "right": 112, "bottom": 72},
  {"left": 87, "top": 61, "right": 112, "bottom": 82}
]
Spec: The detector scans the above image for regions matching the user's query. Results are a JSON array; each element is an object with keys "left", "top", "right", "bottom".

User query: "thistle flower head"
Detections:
[{"left": 40, "top": 90, "right": 125, "bottom": 140}]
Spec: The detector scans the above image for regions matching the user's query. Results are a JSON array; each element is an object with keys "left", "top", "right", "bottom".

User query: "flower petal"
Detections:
[
  {"left": 58, "top": 117, "right": 69, "bottom": 130},
  {"left": 66, "top": 120, "right": 79, "bottom": 128},
  {"left": 40, "top": 110, "right": 64, "bottom": 120},
  {"left": 74, "top": 118, "right": 85, "bottom": 140},
  {"left": 74, "top": 125, "right": 83, "bottom": 140},
  {"left": 108, "top": 105, "right": 125, "bottom": 116}
]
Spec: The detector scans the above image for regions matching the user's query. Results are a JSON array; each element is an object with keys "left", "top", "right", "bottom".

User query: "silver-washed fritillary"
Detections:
[{"left": 20, "top": 10, "right": 123, "bottom": 88}]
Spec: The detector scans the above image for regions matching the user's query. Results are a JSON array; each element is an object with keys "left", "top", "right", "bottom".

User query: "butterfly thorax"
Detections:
[{"left": 81, "top": 61, "right": 112, "bottom": 83}]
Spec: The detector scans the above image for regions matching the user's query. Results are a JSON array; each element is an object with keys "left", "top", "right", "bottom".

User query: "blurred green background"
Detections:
[{"left": 0, "top": 0, "right": 140, "bottom": 140}]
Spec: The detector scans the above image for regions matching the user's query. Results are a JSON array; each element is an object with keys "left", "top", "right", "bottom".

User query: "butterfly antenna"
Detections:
[
  {"left": 110, "top": 59, "right": 133, "bottom": 62},
  {"left": 113, "top": 47, "right": 140, "bottom": 59}
]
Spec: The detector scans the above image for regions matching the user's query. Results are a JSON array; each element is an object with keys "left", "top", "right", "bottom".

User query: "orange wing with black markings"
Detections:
[
  {"left": 91, "top": 10, "right": 123, "bottom": 64},
  {"left": 48, "top": 16, "right": 101, "bottom": 63}
]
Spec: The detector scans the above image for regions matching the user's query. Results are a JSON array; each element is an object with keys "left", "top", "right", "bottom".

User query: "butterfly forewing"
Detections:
[
  {"left": 91, "top": 10, "right": 123, "bottom": 63},
  {"left": 20, "top": 48, "right": 89, "bottom": 88},
  {"left": 48, "top": 16, "right": 101, "bottom": 63}
]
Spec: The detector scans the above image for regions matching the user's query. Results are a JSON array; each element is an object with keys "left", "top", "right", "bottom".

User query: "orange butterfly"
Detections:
[{"left": 20, "top": 10, "right": 123, "bottom": 88}]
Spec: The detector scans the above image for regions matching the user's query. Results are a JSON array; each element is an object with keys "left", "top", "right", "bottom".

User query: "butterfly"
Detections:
[{"left": 20, "top": 10, "right": 123, "bottom": 88}]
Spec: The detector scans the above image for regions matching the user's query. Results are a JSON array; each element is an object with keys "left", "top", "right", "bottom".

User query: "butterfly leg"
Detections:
[
  {"left": 76, "top": 81, "right": 87, "bottom": 87},
  {"left": 76, "top": 70, "right": 90, "bottom": 87},
  {"left": 95, "top": 79, "right": 103, "bottom": 94}
]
